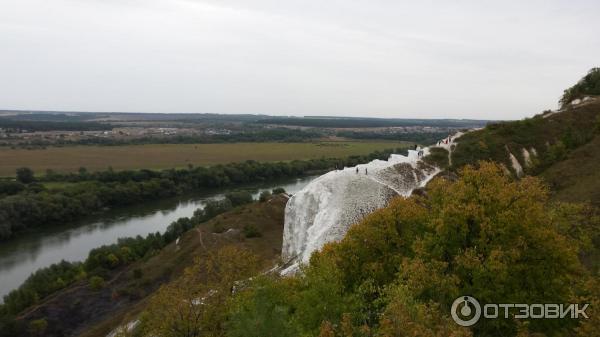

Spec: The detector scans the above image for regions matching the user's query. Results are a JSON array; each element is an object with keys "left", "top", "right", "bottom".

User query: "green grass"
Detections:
[{"left": 0, "top": 141, "right": 410, "bottom": 176}]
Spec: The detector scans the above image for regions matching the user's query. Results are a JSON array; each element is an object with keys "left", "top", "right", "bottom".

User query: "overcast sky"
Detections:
[{"left": 0, "top": 0, "right": 598, "bottom": 119}]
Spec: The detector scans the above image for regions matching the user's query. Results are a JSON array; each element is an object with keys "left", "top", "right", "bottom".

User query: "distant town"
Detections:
[{"left": 0, "top": 110, "right": 489, "bottom": 148}]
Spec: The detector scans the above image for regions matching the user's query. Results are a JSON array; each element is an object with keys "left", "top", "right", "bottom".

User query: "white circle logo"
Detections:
[{"left": 451, "top": 296, "right": 481, "bottom": 326}]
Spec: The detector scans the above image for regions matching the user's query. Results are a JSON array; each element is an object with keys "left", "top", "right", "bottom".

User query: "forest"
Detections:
[
  {"left": 335, "top": 131, "right": 448, "bottom": 144},
  {"left": 0, "top": 119, "right": 111, "bottom": 132},
  {"left": 257, "top": 117, "right": 488, "bottom": 128},
  {"left": 0, "top": 128, "right": 324, "bottom": 148}
]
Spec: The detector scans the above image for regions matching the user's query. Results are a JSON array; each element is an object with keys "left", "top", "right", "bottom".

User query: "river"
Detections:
[{"left": 0, "top": 175, "right": 316, "bottom": 300}]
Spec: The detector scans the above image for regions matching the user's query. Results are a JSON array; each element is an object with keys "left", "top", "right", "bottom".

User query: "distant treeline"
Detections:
[
  {"left": 0, "top": 148, "right": 403, "bottom": 241},
  {"left": 2, "top": 129, "right": 457, "bottom": 149},
  {"left": 257, "top": 117, "right": 488, "bottom": 128},
  {"left": 335, "top": 131, "right": 449, "bottom": 144},
  {"left": 70, "top": 128, "right": 322, "bottom": 145},
  {"left": 0, "top": 118, "right": 112, "bottom": 132},
  {"left": 0, "top": 128, "right": 324, "bottom": 148},
  {"left": 0, "top": 111, "right": 272, "bottom": 123}
]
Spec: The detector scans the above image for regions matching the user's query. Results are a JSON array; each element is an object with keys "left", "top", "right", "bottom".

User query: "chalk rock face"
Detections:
[
  {"left": 281, "top": 149, "right": 439, "bottom": 273},
  {"left": 508, "top": 151, "right": 524, "bottom": 177}
]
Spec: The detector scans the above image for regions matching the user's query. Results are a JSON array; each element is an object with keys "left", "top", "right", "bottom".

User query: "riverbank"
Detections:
[
  {"left": 0, "top": 147, "right": 407, "bottom": 242},
  {"left": 0, "top": 175, "right": 316, "bottom": 301},
  {"left": 11, "top": 194, "right": 290, "bottom": 337}
]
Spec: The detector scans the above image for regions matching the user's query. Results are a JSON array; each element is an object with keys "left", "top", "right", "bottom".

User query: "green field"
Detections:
[{"left": 0, "top": 141, "right": 409, "bottom": 175}]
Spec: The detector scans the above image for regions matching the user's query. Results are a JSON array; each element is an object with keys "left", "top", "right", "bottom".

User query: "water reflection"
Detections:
[{"left": 0, "top": 176, "right": 316, "bottom": 300}]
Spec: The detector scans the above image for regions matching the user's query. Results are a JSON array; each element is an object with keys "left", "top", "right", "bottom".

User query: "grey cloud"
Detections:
[{"left": 0, "top": 0, "right": 598, "bottom": 119}]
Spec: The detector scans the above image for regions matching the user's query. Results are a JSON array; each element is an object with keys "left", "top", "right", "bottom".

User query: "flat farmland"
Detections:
[{"left": 0, "top": 141, "right": 409, "bottom": 175}]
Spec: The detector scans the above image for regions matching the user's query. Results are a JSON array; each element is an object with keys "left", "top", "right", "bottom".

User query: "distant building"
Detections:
[{"left": 205, "top": 128, "right": 232, "bottom": 135}]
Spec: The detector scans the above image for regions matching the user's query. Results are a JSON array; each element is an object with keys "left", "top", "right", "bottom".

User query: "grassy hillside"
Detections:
[
  {"left": 451, "top": 99, "right": 600, "bottom": 177},
  {"left": 448, "top": 98, "right": 600, "bottom": 208},
  {"left": 541, "top": 134, "right": 600, "bottom": 206},
  {"left": 16, "top": 195, "right": 289, "bottom": 337}
]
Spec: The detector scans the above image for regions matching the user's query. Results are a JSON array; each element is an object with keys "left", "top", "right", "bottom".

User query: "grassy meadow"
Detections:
[{"left": 0, "top": 141, "right": 410, "bottom": 175}]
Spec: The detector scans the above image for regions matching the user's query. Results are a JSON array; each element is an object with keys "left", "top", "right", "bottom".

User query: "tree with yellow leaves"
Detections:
[{"left": 137, "top": 246, "right": 259, "bottom": 337}]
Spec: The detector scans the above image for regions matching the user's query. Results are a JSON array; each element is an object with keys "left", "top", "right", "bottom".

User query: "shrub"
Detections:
[
  {"left": 272, "top": 187, "right": 286, "bottom": 194},
  {"left": 258, "top": 191, "right": 271, "bottom": 202},
  {"left": 195, "top": 199, "right": 233, "bottom": 222},
  {"left": 212, "top": 221, "right": 226, "bottom": 234},
  {"left": 89, "top": 276, "right": 105, "bottom": 290},
  {"left": 16, "top": 167, "right": 35, "bottom": 184},
  {"left": 243, "top": 224, "right": 261, "bottom": 238},
  {"left": 27, "top": 318, "right": 47, "bottom": 336},
  {"left": 225, "top": 191, "right": 253, "bottom": 207},
  {"left": 0, "top": 181, "right": 24, "bottom": 196}
]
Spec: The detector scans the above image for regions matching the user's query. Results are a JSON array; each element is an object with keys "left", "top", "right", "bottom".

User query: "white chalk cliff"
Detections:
[{"left": 281, "top": 148, "right": 440, "bottom": 274}]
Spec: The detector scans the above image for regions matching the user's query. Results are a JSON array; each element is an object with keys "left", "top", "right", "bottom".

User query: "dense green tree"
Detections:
[
  {"left": 89, "top": 276, "right": 105, "bottom": 290},
  {"left": 259, "top": 190, "right": 271, "bottom": 202},
  {"left": 16, "top": 167, "right": 34, "bottom": 184},
  {"left": 27, "top": 318, "right": 48, "bottom": 337},
  {"left": 560, "top": 67, "right": 600, "bottom": 107},
  {"left": 224, "top": 191, "right": 253, "bottom": 207},
  {"left": 272, "top": 187, "right": 286, "bottom": 194},
  {"left": 0, "top": 181, "right": 24, "bottom": 196}
]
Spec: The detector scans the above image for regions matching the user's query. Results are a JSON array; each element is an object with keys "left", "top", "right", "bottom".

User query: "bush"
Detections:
[
  {"left": 258, "top": 191, "right": 271, "bottom": 202},
  {"left": 16, "top": 167, "right": 34, "bottom": 184},
  {"left": 212, "top": 221, "right": 226, "bottom": 234},
  {"left": 27, "top": 318, "right": 47, "bottom": 336},
  {"left": 89, "top": 276, "right": 105, "bottom": 290},
  {"left": 194, "top": 199, "right": 233, "bottom": 222},
  {"left": 0, "top": 181, "right": 24, "bottom": 196},
  {"left": 272, "top": 187, "right": 286, "bottom": 194},
  {"left": 225, "top": 191, "right": 253, "bottom": 207},
  {"left": 243, "top": 224, "right": 261, "bottom": 238},
  {"left": 545, "top": 141, "right": 567, "bottom": 164}
]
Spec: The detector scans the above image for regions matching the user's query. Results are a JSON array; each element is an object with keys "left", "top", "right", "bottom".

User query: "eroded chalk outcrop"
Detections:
[{"left": 281, "top": 150, "right": 438, "bottom": 274}]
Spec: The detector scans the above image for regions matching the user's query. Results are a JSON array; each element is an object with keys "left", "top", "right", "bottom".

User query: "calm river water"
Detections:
[{"left": 0, "top": 176, "right": 316, "bottom": 300}]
